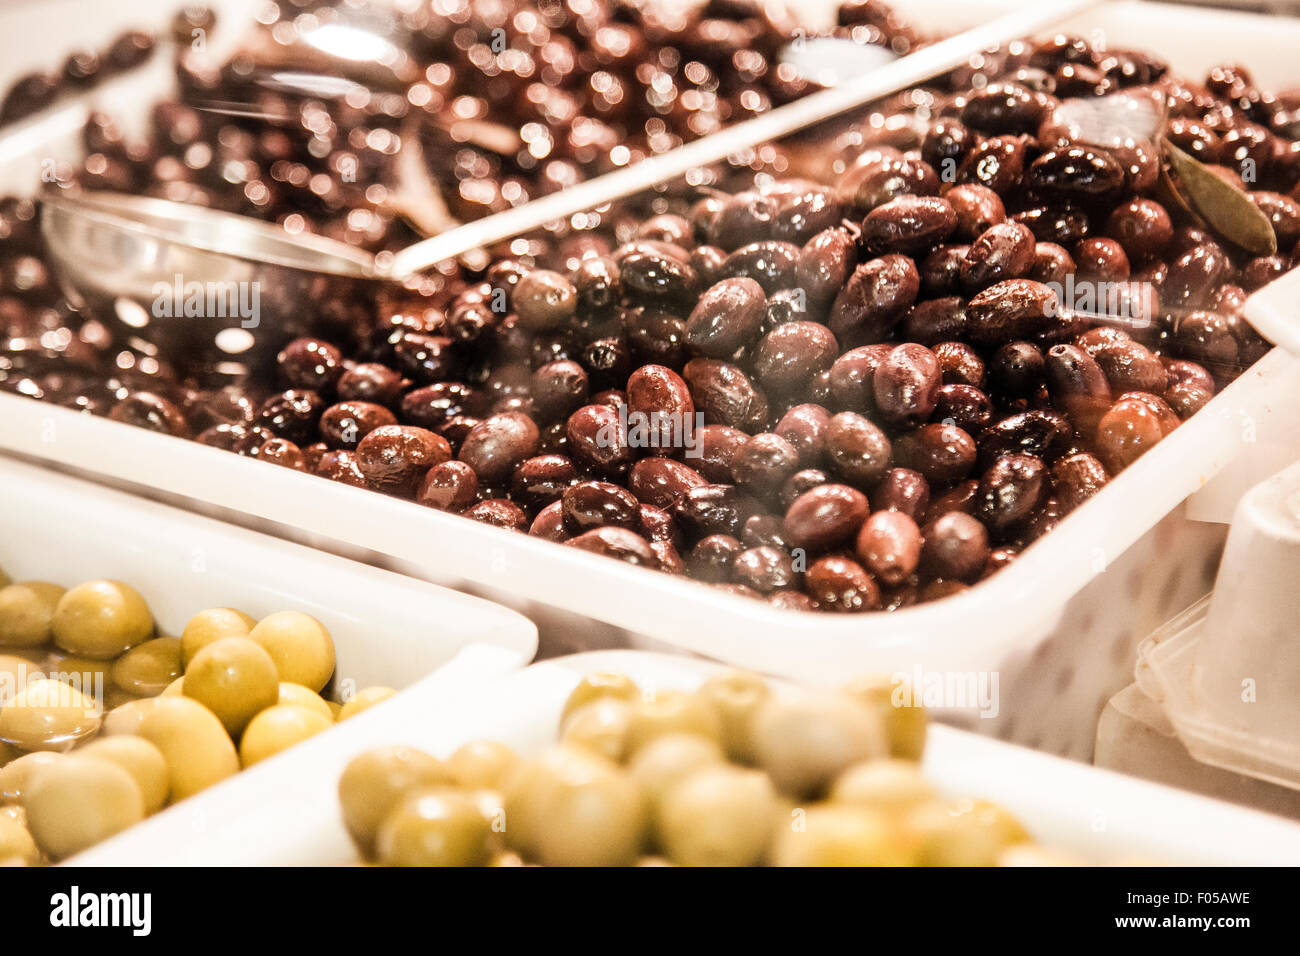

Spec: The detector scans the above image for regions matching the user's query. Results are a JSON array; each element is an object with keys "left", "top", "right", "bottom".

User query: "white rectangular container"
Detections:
[
  {"left": 3, "top": 0, "right": 1300, "bottom": 761},
  {"left": 73, "top": 650, "right": 1300, "bottom": 866}
]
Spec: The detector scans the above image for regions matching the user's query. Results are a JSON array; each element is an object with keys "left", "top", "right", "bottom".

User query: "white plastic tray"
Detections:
[
  {"left": 3, "top": 0, "right": 1300, "bottom": 761},
  {"left": 73, "top": 650, "right": 1300, "bottom": 866},
  {"left": 0, "top": 452, "right": 537, "bottom": 861}
]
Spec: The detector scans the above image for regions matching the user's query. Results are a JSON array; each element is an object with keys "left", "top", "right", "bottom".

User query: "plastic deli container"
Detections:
[
  {"left": 4, "top": 0, "right": 1300, "bottom": 762},
  {"left": 73, "top": 650, "right": 1300, "bottom": 866},
  {"left": 0, "top": 453, "right": 537, "bottom": 835}
]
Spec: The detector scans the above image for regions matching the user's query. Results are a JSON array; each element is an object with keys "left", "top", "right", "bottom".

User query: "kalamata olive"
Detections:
[
  {"left": 465, "top": 497, "right": 528, "bottom": 532},
  {"left": 975, "top": 409, "right": 1074, "bottom": 468},
  {"left": 338, "top": 363, "right": 404, "bottom": 407},
  {"left": 278, "top": 338, "right": 343, "bottom": 392},
  {"left": 682, "top": 359, "right": 767, "bottom": 431},
  {"left": 355, "top": 425, "right": 450, "bottom": 496},
  {"left": 901, "top": 297, "right": 968, "bottom": 345},
  {"left": 416, "top": 460, "right": 478, "bottom": 512},
  {"left": 896, "top": 423, "right": 977, "bottom": 486},
  {"left": 840, "top": 155, "right": 939, "bottom": 212},
  {"left": 514, "top": 269, "right": 577, "bottom": 332},
  {"left": 774, "top": 404, "right": 831, "bottom": 467},
  {"left": 511, "top": 455, "right": 582, "bottom": 511},
  {"left": 391, "top": 333, "right": 457, "bottom": 385},
  {"left": 1104, "top": 198, "right": 1173, "bottom": 262},
  {"left": 566, "top": 404, "right": 633, "bottom": 475},
  {"left": 1249, "top": 191, "right": 1300, "bottom": 246},
  {"left": 731, "top": 433, "right": 800, "bottom": 497},
  {"left": 580, "top": 337, "right": 635, "bottom": 392},
  {"left": 976, "top": 453, "right": 1047, "bottom": 535},
  {"left": 1092, "top": 338, "right": 1167, "bottom": 394},
  {"left": 1074, "top": 237, "right": 1130, "bottom": 283},
  {"left": 624, "top": 307, "right": 689, "bottom": 369},
  {"left": 561, "top": 481, "right": 642, "bottom": 533},
  {"left": 946, "top": 184, "right": 1007, "bottom": 241},
  {"left": 673, "top": 484, "right": 762, "bottom": 539},
  {"left": 873, "top": 344, "right": 941, "bottom": 428},
  {"left": 752, "top": 322, "right": 839, "bottom": 394},
  {"left": 828, "top": 345, "right": 891, "bottom": 412},
  {"left": 401, "top": 383, "right": 481, "bottom": 432},
  {"left": 692, "top": 424, "right": 748, "bottom": 483},
  {"left": 1166, "top": 381, "right": 1213, "bottom": 418},
  {"left": 1012, "top": 202, "right": 1091, "bottom": 246},
  {"left": 732, "top": 546, "right": 797, "bottom": 593},
  {"left": 531, "top": 361, "right": 590, "bottom": 422},
  {"left": 628, "top": 457, "right": 708, "bottom": 509},
  {"left": 861, "top": 196, "right": 957, "bottom": 254},
  {"left": 933, "top": 384, "right": 994, "bottom": 434},
  {"left": 458, "top": 412, "right": 540, "bottom": 484},
  {"left": 782, "top": 484, "right": 869, "bottom": 553},
  {"left": 854, "top": 510, "right": 921, "bottom": 586},
  {"left": 796, "top": 228, "right": 856, "bottom": 310},
  {"left": 707, "top": 191, "right": 778, "bottom": 250},
  {"left": 961, "top": 83, "right": 1052, "bottom": 135},
  {"left": 871, "top": 468, "right": 931, "bottom": 523},
  {"left": 722, "top": 241, "right": 800, "bottom": 294},
  {"left": 805, "top": 555, "right": 882, "bottom": 612},
  {"left": 109, "top": 391, "right": 189, "bottom": 437},
  {"left": 256, "top": 438, "right": 306, "bottom": 471},
  {"left": 319, "top": 401, "right": 397, "bottom": 450},
  {"left": 1028, "top": 145, "right": 1125, "bottom": 198},
  {"left": 919, "top": 245, "right": 969, "bottom": 296},
  {"left": 956, "top": 136, "right": 1027, "bottom": 194},
  {"left": 615, "top": 243, "right": 698, "bottom": 303},
  {"left": 1095, "top": 392, "right": 1175, "bottom": 472},
  {"left": 1028, "top": 242, "right": 1076, "bottom": 285},
  {"left": 1051, "top": 452, "right": 1109, "bottom": 513},
  {"left": 828, "top": 255, "right": 920, "bottom": 345},
  {"left": 686, "top": 533, "right": 743, "bottom": 583},
  {"left": 989, "top": 342, "right": 1045, "bottom": 397},
  {"left": 1164, "top": 244, "right": 1232, "bottom": 310},
  {"left": 1045, "top": 344, "right": 1111, "bottom": 434},
  {"left": 771, "top": 185, "right": 845, "bottom": 244},
  {"left": 960, "top": 222, "right": 1036, "bottom": 292},
  {"left": 626, "top": 364, "right": 695, "bottom": 452},
  {"left": 571, "top": 256, "right": 622, "bottom": 311},
  {"left": 923, "top": 479, "right": 980, "bottom": 525},
  {"left": 685, "top": 277, "right": 766, "bottom": 359},
  {"left": 639, "top": 504, "right": 681, "bottom": 547},
  {"left": 921, "top": 118, "right": 973, "bottom": 171},
  {"left": 824, "top": 412, "right": 892, "bottom": 487},
  {"left": 1239, "top": 255, "right": 1290, "bottom": 292},
  {"left": 529, "top": 501, "right": 568, "bottom": 541},
  {"left": 315, "top": 449, "right": 368, "bottom": 487},
  {"left": 920, "top": 512, "right": 989, "bottom": 582},
  {"left": 257, "top": 389, "right": 324, "bottom": 445},
  {"left": 568, "top": 527, "right": 657, "bottom": 565},
  {"left": 965, "top": 279, "right": 1058, "bottom": 345}
]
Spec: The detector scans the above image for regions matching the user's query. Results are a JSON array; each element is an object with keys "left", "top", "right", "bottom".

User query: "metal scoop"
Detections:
[{"left": 41, "top": 0, "right": 1102, "bottom": 371}]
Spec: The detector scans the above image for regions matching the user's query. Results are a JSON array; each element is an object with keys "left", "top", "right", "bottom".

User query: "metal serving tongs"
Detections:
[{"left": 40, "top": 0, "right": 1103, "bottom": 370}]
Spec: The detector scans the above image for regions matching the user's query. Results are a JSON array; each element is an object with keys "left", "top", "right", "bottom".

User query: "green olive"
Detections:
[
  {"left": 375, "top": 787, "right": 492, "bottom": 867},
  {"left": 658, "top": 764, "right": 778, "bottom": 867},
  {"left": 337, "top": 686, "right": 397, "bottom": 721},
  {"left": 624, "top": 689, "right": 722, "bottom": 756},
  {"left": 182, "top": 637, "right": 280, "bottom": 738},
  {"left": 111, "top": 637, "right": 182, "bottom": 698},
  {"left": 51, "top": 580, "right": 154, "bottom": 660},
  {"left": 0, "top": 654, "right": 39, "bottom": 706},
  {"left": 772, "top": 803, "right": 913, "bottom": 866},
  {"left": 277, "top": 683, "right": 334, "bottom": 722},
  {"left": 0, "top": 678, "right": 101, "bottom": 752},
  {"left": 842, "top": 674, "right": 928, "bottom": 761},
  {"left": 338, "top": 746, "right": 450, "bottom": 858},
  {"left": 904, "top": 798, "right": 1029, "bottom": 866},
  {"left": 0, "top": 751, "right": 64, "bottom": 804},
  {"left": 41, "top": 651, "right": 113, "bottom": 694},
  {"left": 627, "top": 732, "right": 724, "bottom": 813},
  {"left": 102, "top": 698, "right": 161, "bottom": 737},
  {"left": 24, "top": 754, "right": 144, "bottom": 860},
  {"left": 560, "top": 672, "right": 642, "bottom": 725},
  {"left": 0, "top": 582, "right": 66, "bottom": 648},
  {"left": 446, "top": 740, "right": 518, "bottom": 791},
  {"left": 752, "top": 691, "right": 887, "bottom": 797},
  {"left": 0, "top": 813, "right": 39, "bottom": 866},
  {"left": 180, "top": 608, "right": 256, "bottom": 669},
  {"left": 134, "top": 696, "right": 239, "bottom": 801},
  {"left": 238, "top": 705, "right": 331, "bottom": 767},
  {"left": 560, "top": 697, "right": 634, "bottom": 763},
  {"left": 248, "top": 612, "right": 336, "bottom": 692},
  {"left": 695, "top": 670, "right": 771, "bottom": 764},
  {"left": 78, "top": 735, "right": 169, "bottom": 815},
  {"left": 502, "top": 744, "right": 646, "bottom": 866},
  {"left": 829, "top": 759, "right": 936, "bottom": 814}
]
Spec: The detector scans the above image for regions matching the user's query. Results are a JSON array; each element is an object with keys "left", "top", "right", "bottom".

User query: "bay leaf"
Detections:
[{"left": 1163, "top": 141, "right": 1277, "bottom": 256}]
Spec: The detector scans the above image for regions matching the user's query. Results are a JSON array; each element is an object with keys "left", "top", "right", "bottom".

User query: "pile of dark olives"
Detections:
[
  {"left": 0, "top": 567, "right": 393, "bottom": 864},
  {"left": 3, "top": 12, "right": 1296, "bottom": 613},
  {"left": 340, "top": 668, "right": 1086, "bottom": 866}
]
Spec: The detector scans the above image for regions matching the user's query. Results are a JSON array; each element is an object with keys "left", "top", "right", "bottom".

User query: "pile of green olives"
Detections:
[
  {"left": 0, "top": 569, "right": 396, "bottom": 864},
  {"left": 339, "top": 669, "right": 1072, "bottom": 867}
]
